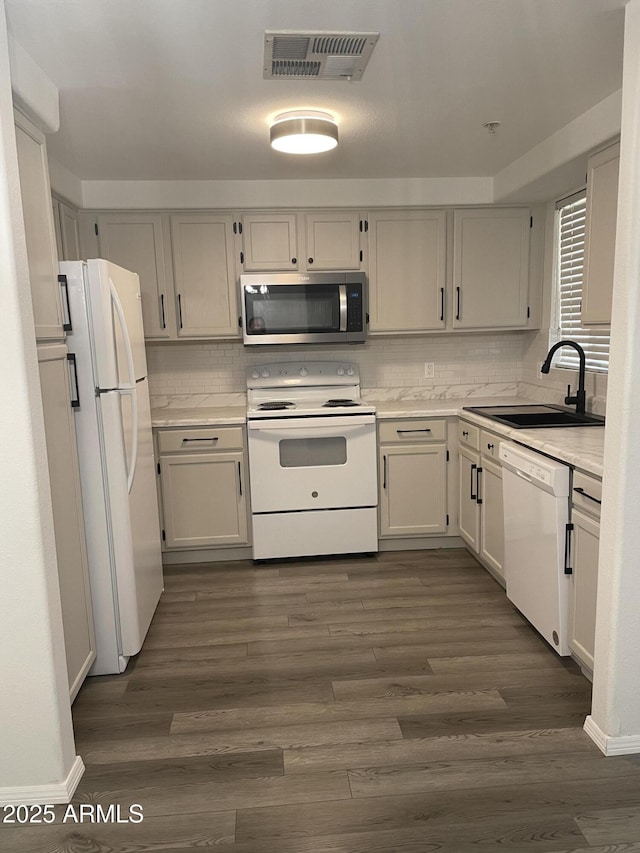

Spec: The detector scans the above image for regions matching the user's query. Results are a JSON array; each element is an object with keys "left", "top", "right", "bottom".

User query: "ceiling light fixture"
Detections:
[
  {"left": 482, "top": 120, "right": 501, "bottom": 135},
  {"left": 270, "top": 110, "right": 338, "bottom": 154}
]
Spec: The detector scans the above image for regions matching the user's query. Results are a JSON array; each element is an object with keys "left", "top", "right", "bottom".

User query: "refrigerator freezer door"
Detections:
[{"left": 87, "top": 259, "right": 148, "bottom": 388}]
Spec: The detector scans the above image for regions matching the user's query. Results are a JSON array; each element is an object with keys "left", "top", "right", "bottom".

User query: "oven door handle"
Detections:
[
  {"left": 339, "top": 285, "right": 348, "bottom": 332},
  {"left": 248, "top": 416, "right": 375, "bottom": 439}
]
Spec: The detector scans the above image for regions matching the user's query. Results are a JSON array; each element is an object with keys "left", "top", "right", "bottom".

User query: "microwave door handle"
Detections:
[{"left": 339, "top": 285, "right": 347, "bottom": 332}]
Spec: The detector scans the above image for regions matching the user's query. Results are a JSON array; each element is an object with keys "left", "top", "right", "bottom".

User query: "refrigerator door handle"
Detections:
[{"left": 109, "top": 277, "right": 139, "bottom": 494}]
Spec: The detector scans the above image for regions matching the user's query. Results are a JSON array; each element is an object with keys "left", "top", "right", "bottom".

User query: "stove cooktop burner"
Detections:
[
  {"left": 323, "top": 399, "right": 360, "bottom": 408},
  {"left": 258, "top": 401, "right": 295, "bottom": 411}
]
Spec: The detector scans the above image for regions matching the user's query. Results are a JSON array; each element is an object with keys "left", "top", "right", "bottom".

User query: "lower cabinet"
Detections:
[
  {"left": 378, "top": 418, "right": 448, "bottom": 538},
  {"left": 569, "top": 471, "right": 602, "bottom": 673},
  {"left": 458, "top": 419, "right": 505, "bottom": 582},
  {"left": 38, "top": 344, "right": 96, "bottom": 701},
  {"left": 156, "top": 426, "right": 250, "bottom": 549}
]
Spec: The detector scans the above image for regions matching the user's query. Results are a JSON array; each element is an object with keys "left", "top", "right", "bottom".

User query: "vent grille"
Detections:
[
  {"left": 264, "top": 31, "right": 379, "bottom": 81},
  {"left": 272, "top": 60, "right": 321, "bottom": 78}
]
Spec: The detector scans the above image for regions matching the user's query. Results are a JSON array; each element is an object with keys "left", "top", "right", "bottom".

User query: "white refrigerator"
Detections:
[{"left": 61, "top": 259, "right": 163, "bottom": 675}]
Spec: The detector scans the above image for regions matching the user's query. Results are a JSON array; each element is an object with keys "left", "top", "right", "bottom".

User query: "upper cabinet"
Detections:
[
  {"left": 239, "top": 210, "right": 363, "bottom": 273},
  {"left": 95, "top": 213, "right": 174, "bottom": 339},
  {"left": 452, "top": 207, "right": 530, "bottom": 329},
  {"left": 304, "top": 211, "right": 362, "bottom": 270},
  {"left": 52, "top": 198, "right": 81, "bottom": 261},
  {"left": 170, "top": 214, "right": 238, "bottom": 338},
  {"left": 240, "top": 213, "right": 298, "bottom": 271},
  {"left": 368, "top": 209, "right": 447, "bottom": 332},
  {"left": 14, "top": 110, "right": 64, "bottom": 341},
  {"left": 582, "top": 141, "right": 620, "bottom": 326}
]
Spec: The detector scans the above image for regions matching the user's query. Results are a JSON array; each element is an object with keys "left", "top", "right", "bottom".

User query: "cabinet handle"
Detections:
[
  {"left": 397, "top": 428, "right": 432, "bottom": 434},
  {"left": 476, "top": 466, "right": 483, "bottom": 505},
  {"left": 238, "top": 461, "right": 243, "bottom": 496},
  {"left": 291, "top": 257, "right": 297, "bottom": 264},
  {"left": 440, "top": 287, "right": 445, "bottom": 322},
  {"left": 456, "top": 286, "right": 461, "bottom": 320},
  {"left": 67, "top": 353, "right": 80, "bottom": 409},
  {"left": 470, "top": 462, "right": 477, "bottom": 500},
  {"left": 487, "top": 442, "right": 494, "bottom": 451},
  {"left": 462, "top": 430, "right": 469, "bottom": 438},
  {"left": 160, "top": 293, "right": 166, "bottom": 329},
  {"left": 178, "top": 294, "right": 183, "bottom": 329},
  {"left": 308, "top": 257, "right": 314, "bottom": 264},
  {"left": 573, "top": 486, "right": 602, "bottom": 505},
  {"left": 58, "top": 275, "right": 73, "bottom": 331},
  {"left": 181, "top": 437, "right": 218, "bottom": 443},
  {"left": 383, "top": 454, "right": 387, "bottom": 490},
  {"left": 564, "top": 522, "right": 574, "bottom": 575}
]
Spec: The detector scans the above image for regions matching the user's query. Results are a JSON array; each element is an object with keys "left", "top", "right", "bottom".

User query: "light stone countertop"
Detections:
[{"left": 151, "top": 393, "right": 605, "bottom": 477}]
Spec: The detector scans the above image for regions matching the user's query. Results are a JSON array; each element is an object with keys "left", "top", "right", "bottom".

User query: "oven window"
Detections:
[{"left": 279, "top": 436, "right": 347, "bottom": 468}]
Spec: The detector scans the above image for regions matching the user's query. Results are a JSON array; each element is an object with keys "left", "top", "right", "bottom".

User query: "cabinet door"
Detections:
[
  {"left": 241, "top": 213, "right": 298, "bottom": 271},
  {"left": 171, "top": 214, "right": 238, "bottom": 338},
  {"left": 59, "top": 200, "right": 81, "bottom": 260},
  {"left": 453, "top": 208, "right": 530, "bottom": 329},
  {"left": 379, "top": 444, "right": 447, "bottom": 536},
  {"left": 569, "top": 508, "right": 600, "bottom": 671},
  {"left": 97, "top": 213, "right": 173, "bottom": 339},
  {"left": 305, "top": 211, "right": 361, "bottom": 270},
  {"left": 38, "top": 344, "right": 95, "bottom": 701},
  {"left": 368, "top": 210, "right": 446, "bottom": 332},
  {"left": 15, "top": 112, "right": 64, "bottom": 340},
  {"left": 479, "top": 455, "right": 504, "bottom": 580},
  {"left": 161, "top": 451, "right": 249, "bottom": 548},
  {"left": 582, "top": 142, "right": 620, "bottom": 326},
  {"left": 458, "top": 445, "right": 481, "bottom": 551}
]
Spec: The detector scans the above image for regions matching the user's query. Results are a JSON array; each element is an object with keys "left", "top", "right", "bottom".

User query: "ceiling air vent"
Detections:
[{"left": 264, "top": 31, "right": 379, "bottom": 81}]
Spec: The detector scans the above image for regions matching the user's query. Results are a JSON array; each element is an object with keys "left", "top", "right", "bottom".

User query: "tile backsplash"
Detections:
[{"left": 147, "top": 332, "right": 525, "bottom": 401}]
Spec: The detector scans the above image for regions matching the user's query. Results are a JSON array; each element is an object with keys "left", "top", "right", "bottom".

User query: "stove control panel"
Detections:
[{"left": 247, "top": 362, "right": 360, "bottom": 388}]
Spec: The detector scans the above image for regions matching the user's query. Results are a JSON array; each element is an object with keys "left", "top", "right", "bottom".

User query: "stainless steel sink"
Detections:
[{"left": 463, "top": 404, "right": 605, "bottom": 429}]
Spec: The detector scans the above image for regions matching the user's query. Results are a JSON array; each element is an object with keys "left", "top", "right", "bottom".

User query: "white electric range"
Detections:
[{"left": 246, "top": 362, "right": 378, "bottom": 560}]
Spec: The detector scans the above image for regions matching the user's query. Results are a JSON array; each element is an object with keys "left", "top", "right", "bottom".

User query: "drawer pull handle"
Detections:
[
  {"left": 397, "top": 428, "right": 432, "bottom": 434},
  {"left": 462, "top": 430, "right": 469, "bottom": 438},
  {"left": 487, "top": 443, "right": 494, "bottom": 450},
  {"left": 573, "top": 486, "right": 601, "bottom": 505},
  {"left": 181, "top": 437, "right": 219, "bottom": 443}
]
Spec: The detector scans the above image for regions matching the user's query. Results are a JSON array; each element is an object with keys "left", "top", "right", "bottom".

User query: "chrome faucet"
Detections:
[{"left": 541, "top": 340, "right": 587, "bottom": 415}]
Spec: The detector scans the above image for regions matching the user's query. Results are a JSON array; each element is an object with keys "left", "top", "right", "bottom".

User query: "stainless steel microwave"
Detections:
[{"left": 240, "top": 272, "right": 368, "bottom": 346}]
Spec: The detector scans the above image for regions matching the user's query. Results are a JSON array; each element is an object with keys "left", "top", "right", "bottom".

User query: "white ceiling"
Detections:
[{"left": 5, "top": 0, "right": 626, "bottom": 183}]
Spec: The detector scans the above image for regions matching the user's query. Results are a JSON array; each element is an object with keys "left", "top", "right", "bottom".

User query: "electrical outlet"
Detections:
[{"left": 424, "top": 362, "right": 435, "bottom": 379}]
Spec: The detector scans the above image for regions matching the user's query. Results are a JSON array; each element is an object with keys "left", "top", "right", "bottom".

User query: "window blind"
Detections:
[{"left": 554, "top": 192, "right": 610, "bottom": 372}]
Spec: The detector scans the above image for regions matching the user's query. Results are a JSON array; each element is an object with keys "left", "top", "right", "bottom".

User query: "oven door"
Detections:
[{"left": 247, "top": 415, "right": 377, "bottom": 512}]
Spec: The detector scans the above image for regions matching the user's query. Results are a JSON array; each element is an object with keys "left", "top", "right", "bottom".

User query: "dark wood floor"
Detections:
[{"left": 6, "top": 548, "right": 640, "bottom": 853}]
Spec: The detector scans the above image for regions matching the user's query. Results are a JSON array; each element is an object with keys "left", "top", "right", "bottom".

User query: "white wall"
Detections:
[
  {"left": 0, "top": 1, "right": 80, "bottom": 802},
  {"left": 586, "top": 0, "right": 640, "bottom": 756}
]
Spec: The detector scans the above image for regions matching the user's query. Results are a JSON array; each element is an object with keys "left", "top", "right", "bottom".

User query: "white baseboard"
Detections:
[
  {"left": 378, "top": 536, "right": 464, "bottom": 552},
  {"left": 584, "top": 715, "right": 640, "bottom": 756},
  {"left": 0, "top": 755, "right": 85, "bottom": 805}
]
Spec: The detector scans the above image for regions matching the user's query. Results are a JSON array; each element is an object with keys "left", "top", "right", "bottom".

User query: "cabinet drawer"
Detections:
[
  {"left": 379, "top": 418, "right": 446, "bottom": 443},
  {"left": 572, "top": 470, "right": 602, "bottom": 520},
  {"left": 480, "top": 429, "right": 501, "bottom": 458},
  {"left": 458, "top": 420, "right": 480, "bottom": 450},
  {"left": 157, "top": 426, "right": 244, "bottom": 453}
]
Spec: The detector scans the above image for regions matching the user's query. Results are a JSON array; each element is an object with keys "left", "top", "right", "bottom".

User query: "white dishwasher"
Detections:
[{"left": 500, "top": 443, "right": 572, "bottom": 656}]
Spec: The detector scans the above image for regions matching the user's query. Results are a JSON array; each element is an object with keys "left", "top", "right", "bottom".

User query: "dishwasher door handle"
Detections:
[{"left": 515, "top": 468, "right": 533, "bottom": 483}]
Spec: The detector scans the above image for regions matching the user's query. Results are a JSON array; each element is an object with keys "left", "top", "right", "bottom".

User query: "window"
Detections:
[{"left": 552, "top": 191, "right": 610, "bottom": 372}]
